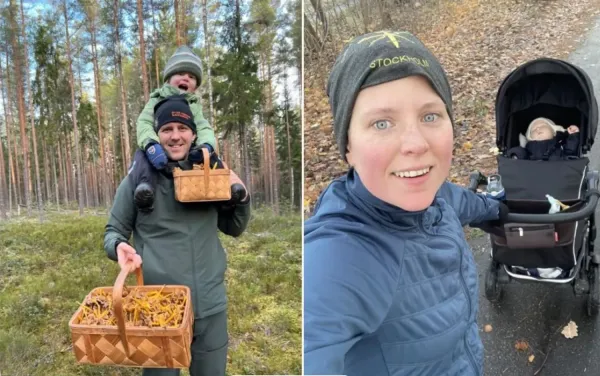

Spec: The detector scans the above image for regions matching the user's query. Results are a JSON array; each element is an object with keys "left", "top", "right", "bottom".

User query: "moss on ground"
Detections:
[{"left": 0, "top": 208, "right": 301, "bottom": 375}]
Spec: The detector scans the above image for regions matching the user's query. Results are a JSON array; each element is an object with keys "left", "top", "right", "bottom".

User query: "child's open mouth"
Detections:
[{"left": 178, "top": 83, "right": 189, "bottom": 91}]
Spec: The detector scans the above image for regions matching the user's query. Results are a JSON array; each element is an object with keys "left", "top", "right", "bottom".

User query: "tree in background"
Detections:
[{"left": 0, "top": 0, "right": 301, "bottom": 221}]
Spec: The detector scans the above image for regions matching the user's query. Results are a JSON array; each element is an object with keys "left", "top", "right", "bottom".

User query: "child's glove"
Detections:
[
  {"left": 145, "top": 142, "right": 168, "bottom": 170},
  {"left": 189, "top": 144, "right": 225, "bottom": 169},
  {"left": 188, "top": 143, "right": 214, "bottom": 164}
]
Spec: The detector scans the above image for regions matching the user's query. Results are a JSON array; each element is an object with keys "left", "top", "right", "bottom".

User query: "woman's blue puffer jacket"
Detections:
[{"left": 304, "top": 168, "right": 500, "bottom": 376}]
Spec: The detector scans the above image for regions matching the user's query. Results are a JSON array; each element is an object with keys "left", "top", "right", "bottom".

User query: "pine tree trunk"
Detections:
[
  {"left": 0, "top": 122, "right": 6, "bottom": 219},
  {"left": 3, "top": 48, "right": 19, "bottom": 213},
  {"left": 57, "top": 139, "right": 67, "bottom": 207},
  {"left": 92, "top": 160, "right": 99, "bottom": 209},
  {"left": 9, "top": 0, "right": 31, "bottom": 216},
  {"left": 84, "top": 155, "right": 89, "bottom": 208},
  {"left": 21, "top": 0, "right": 44, "bottom": 220},
  {"left": 43, "top": 138, "right": 51, "bottom": 203},
  {"left": 240, "top": 126, "right": 251, "bottom": 197},
  {"left": 223, "top": 137, "right": 230, "bottom": 166},
  {"left": 150, "top": 0, "right": 160, "bottom": 86},
  {"left": 13, "top": 139, "right": 21, "bottom": 212},
  {"left": 51, "top": 148, "right": 59, "bottom": 211},
  {"left": 201, "top": 0, "right": 215, "bottom": 126},
  {"left": 64, "top": 131, "right": 72, "bottom": 202},
  {"left": 0, "top": 56, "right": 13, "bottom": 216},
  {"left": 180, "top": 0, "right": 187, "bottom": 45},
  {"left": 284, "top": 93, "right": 294, "bottom": 209},
  {"left": 88, "top": 7, "right": 108, "bottom": 208},
  {"left": 30, "top": 115, "right": 43, "bottom": 221},
  {"left": 266, "top": 57, "right": 279, "bottom": 213},
  {"left": 63, "top": 0, "right": 84, "bottom": 215},
  {"left": 114, "top": 0, "right": 131, "bottom": 174},
  {"left": 174, "top": 0, "right": 181, "bottom": 46},
  {"left": 137, "top": 0, "right": 150, "bottom": 102}
]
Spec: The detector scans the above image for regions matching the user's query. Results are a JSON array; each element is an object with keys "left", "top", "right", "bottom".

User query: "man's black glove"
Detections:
[
  {"left": 220, "top": 183, "right": 249, "bottom": 211},
  {"left": 231, "top": 183, "right": 249, "bottom": 204}
]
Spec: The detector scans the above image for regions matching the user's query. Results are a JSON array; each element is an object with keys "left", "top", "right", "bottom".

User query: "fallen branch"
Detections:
[{"left": 534, "top": 314, "right": 571, "bottom": 375}]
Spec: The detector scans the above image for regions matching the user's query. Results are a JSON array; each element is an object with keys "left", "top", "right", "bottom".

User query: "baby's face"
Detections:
[
  {"left": 346, "top": 75, "right": 453, "bottom": 212},
  {"left": 168, "top": 73, "right": 198, "bottom": 93},
  {"left": 530, "top": 122, "right": 554, "bottom": 141}
]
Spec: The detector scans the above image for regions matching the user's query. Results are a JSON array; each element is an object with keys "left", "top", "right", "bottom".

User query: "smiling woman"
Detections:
[
  {"left": 345, "top": 75, "right": 453, "bottom": 211},
  {"left": 302, "top": 30, "right": 507, "bottom": 376}
]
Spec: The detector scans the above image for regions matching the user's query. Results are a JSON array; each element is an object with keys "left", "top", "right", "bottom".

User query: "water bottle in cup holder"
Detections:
[{"left": 486, "top": 174, "right": 505, "bottom": 200}]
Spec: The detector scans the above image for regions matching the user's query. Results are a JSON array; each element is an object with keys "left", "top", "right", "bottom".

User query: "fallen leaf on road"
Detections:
[
  {"left": 561, "top": 320, "right": 578, "bottom": 339},
  {"left": 515, "top": 340, "right": 529, "bottom": 351},
  {"left": 528, "top": 354, "right": 535, "bottom": 363},
  {"left": 484, "top": 324, "right": 493, "bottom": 333}
]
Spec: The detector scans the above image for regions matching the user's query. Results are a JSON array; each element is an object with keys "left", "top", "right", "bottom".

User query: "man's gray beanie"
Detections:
[
  {"left": 163, "top": 46, "right": 203, "bottom": 85},
  {"left": 327, "top": 30, "right": 454, "bottom": 160}
]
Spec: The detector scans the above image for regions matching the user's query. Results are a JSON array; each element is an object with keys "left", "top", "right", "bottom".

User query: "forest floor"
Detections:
[
  {"left": 304, "top": 0, "right": 600, "bottom": 215},
  {"left": 0, "top": 208, "right": 301, "bottom": 376}
]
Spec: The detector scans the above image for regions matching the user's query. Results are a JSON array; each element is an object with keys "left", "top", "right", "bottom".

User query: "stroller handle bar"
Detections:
[{"left": 468, "top": 170, "right": 600, "bottom": 224}]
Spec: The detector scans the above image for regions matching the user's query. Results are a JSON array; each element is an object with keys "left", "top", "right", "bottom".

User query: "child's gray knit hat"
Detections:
[
  {"left": 326, "top": 30, "right": 454, "bottom": 161},
  {"left": 163, "top": 46, "right": 203, "bottom": 85}
]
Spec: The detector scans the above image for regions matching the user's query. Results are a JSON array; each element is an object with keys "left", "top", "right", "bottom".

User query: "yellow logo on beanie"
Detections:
[
  {"left": 356, "top": 31, "right": 415, "bottom": 48},
  {"left": 369, "top": 55, "right": 430, "bottom": 69}
]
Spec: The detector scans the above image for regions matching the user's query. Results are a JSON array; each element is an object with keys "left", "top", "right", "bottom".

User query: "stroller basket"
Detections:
[{"left": 486, "top": 200, "right": 587, "bottom": 269}]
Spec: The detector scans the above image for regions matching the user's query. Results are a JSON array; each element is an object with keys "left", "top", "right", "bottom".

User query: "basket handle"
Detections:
[
  {"left": 202, "top": 148, "right": 210, "bottom": 188},
  {"left": 112, "top": 267, "right": 144, "bottom": 357}
]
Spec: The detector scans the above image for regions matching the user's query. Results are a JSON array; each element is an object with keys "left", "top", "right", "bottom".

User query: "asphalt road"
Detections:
[{"left": 474, "top": 16, "right": 600, "bottom": 376}]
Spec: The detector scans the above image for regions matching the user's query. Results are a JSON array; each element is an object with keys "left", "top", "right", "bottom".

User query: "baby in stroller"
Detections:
[
  {"left": 478, "top": 58, "right": 600, "bottom": 316},
  {"left": 506, "top": 117, "right": 580, "bottom": 160}
]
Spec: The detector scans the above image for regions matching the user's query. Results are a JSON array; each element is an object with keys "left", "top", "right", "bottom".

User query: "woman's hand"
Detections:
[{"left": 116, "top": 242, "right": 142, "bottom": 273}]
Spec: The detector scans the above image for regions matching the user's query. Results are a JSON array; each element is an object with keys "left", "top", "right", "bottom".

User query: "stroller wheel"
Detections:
[
  {"left": 587, "top": 264, "right": 600, "bottom": 317},
  {"left": 485, "top": 260, "right": 503, "bottom": 302}
]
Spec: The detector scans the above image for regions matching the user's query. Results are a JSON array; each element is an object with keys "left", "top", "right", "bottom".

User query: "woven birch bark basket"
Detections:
[
  {"left": 68, "top": 268, "right": 193, "bottom": 368},
  {"left": 173, "top": 148, "right": 232, "bottom": 202}
]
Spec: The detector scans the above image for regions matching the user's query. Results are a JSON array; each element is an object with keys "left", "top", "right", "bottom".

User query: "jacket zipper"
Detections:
[
  {"left": 421, "top": 220, "right": 479, "bottom": 374},
  {"left": 444, "top": 233, "right": 478, "bottom": 375},
  {"left": 189, "top": 219, "right": 199, "bottom": 317}
]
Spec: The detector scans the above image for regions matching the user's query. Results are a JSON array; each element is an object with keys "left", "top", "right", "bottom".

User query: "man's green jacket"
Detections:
[{"left": 104, "top": 171, "right": 251, "bottom": 319}]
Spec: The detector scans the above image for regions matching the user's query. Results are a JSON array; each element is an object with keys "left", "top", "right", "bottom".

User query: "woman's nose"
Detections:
[{"left": 398, "top": 126, "right": 429, "bottom": 155}]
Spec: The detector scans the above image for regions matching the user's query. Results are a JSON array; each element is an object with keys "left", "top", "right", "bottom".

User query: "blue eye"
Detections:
[
  {"left": 423, "top": 113, "right": 438, "bottom": 122},
  {"left": 374, "top": 120, "right": 390, "bottom": 130}
]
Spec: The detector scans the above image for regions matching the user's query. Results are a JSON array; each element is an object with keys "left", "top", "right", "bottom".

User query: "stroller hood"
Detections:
[{"left": 495, "top": 58, "right": 598, "bottom": 153}]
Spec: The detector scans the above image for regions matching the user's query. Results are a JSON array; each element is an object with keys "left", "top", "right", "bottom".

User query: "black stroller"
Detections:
[{"left": 469, "top": 58, "right": 600, "bottom": 316}]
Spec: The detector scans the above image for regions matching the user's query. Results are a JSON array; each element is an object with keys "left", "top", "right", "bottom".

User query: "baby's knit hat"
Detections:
[
  {"left": 163, "top": 46, "right": 203, "bottom": 85},
  {"left": 326, "top": 30, "right": 454, "bottom": 161},
  {"left": 525, "top": 117, "right": 565, "bottom": 141}
]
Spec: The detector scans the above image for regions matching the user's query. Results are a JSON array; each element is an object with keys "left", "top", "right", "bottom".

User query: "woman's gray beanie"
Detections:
[{"left": 326, "top": 30, "right": 454, "bottom": 160}]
